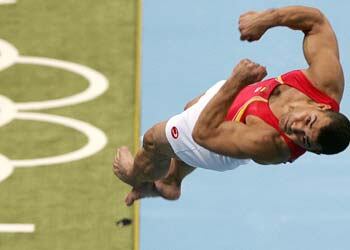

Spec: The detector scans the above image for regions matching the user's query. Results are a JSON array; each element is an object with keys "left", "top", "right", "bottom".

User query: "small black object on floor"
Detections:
[{"left": 116, "top": 218, "right": 132, "bottom": 227}]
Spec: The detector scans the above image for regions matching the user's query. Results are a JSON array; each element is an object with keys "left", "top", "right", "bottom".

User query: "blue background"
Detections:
[{"left": 141, "top": 1, "right": 350, "bottom": 250}]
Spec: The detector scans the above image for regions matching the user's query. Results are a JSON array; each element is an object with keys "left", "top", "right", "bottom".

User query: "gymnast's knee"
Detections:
[
  {"left": 142, "top": 122, "right": 171, "bottom": 157},
  {"left": 143, "top": 126, "right": 158, "bottom": 152}
]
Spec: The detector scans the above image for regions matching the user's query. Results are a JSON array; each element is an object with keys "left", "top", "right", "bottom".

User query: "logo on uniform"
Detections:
[
  {"left": 254, "top": 86, "right": 267, "bottom": 93},
  {"left": 171, "top": 126, "right": 179, "bottom": 139}
]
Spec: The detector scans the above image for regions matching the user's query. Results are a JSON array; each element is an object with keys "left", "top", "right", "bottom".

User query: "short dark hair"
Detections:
[{"left": 317, "top": 111, "right": 350, "bottom": 154}]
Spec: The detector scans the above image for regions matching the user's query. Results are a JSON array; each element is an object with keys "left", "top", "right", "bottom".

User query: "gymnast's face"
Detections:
[{"left": 279, "top": 104, "right": 332, "bottom": 153}]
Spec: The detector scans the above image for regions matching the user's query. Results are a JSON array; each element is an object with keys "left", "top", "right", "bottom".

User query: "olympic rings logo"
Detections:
[
  {"left": 0, "top": 38, "right": 109, "bottom": 183},
  {"left": 0, "top": 38, "right": 109, "bottom": 233}
]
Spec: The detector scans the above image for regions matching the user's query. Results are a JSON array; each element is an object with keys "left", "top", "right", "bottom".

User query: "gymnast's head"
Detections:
[
  {"left": 315, "top": 110, "right": 350, "bottom": 154},
  {"left": 279, "top": 104, "right": 350, "bottom": 154}
]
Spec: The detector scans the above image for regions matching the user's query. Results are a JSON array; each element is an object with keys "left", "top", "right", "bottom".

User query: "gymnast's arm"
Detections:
[
  {"left": 239, "top": 6, "right": 344, "bottom": 102},
  {"left": 192, "top": 59, "right": 268, "bottom": 159},
  {"left": 196, "top": 117, "right": 288, "bottom": 163}
]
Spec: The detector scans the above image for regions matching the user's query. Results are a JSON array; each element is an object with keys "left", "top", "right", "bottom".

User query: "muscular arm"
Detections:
[
  {"left": 239, "top": 6, "right": 344, "bottom": 102},
  {"left": 192, "top": 60, "right": 270, "bottom": 159}
]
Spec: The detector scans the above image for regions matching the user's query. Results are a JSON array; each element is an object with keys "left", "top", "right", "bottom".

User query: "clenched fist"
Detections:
[
  {"left": 231, "top": 59, "right": 267, "bottom": 87},
  {"left": 239, "top": 11, "right": 269, "bottom": 42}
]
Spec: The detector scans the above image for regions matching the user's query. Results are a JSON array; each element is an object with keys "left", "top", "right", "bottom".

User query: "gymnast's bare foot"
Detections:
[
  {"left": 113, "top": 146, "right": 135, "bottom": 186},
  {"left": 124, "top": 179, "right": 181, "bottom": 206},
  {"left": 155, "top": 179, "right": 181, "bottom": 200}
]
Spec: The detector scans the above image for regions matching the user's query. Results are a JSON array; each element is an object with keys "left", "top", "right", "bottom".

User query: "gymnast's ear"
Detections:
[{"left": 316, "top": 103, "right": 331, "bottom": 111}]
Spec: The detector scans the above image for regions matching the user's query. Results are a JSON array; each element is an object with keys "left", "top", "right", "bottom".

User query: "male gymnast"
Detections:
[{"left": 113, "top": 6, "right": 350, "bottom": 206}]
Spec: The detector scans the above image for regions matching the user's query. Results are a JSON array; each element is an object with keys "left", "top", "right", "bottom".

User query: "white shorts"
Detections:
[{"left": 165, "top": 80, "right": 250, "bottom": 171}]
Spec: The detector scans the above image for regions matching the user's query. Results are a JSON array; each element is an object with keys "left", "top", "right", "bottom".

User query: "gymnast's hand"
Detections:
[
  {"left": 230, "top": 59, "right": 267, "bottom": 87},
  {"left": 239, "top": 10, "right": 269, "bottom": 42}
]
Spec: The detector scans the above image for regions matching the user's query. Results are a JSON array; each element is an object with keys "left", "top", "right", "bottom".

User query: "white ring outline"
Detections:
[
  {"left": 0, "top": 39, "right": 18, "bottom": 71},
  {"left": 15, "top": 56, "right": 108, "bottom": 110},
  {"left": 12, "top": 112, "right": 107, "bottom": 167},
  {"left": 0, "top": 154, "right": 13, "bottom": 183}
]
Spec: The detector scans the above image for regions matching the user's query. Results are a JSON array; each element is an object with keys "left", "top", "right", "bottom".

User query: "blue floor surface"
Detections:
[{"left": 141, "top": 1, "right": 350, "bottom": 249}]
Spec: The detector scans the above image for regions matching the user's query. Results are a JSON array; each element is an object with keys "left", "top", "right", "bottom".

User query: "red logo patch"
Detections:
[{"left": 171, "top": 126, "right": 179, "bottom": 139}]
